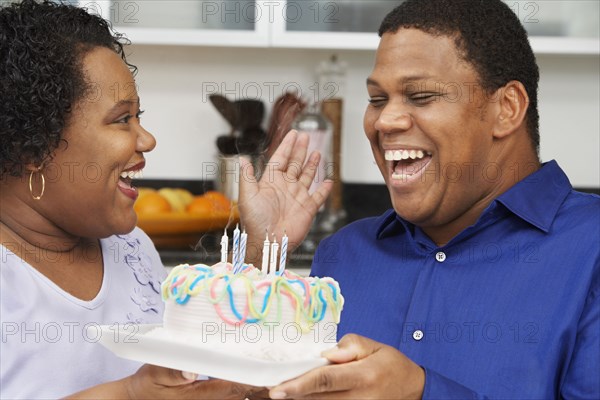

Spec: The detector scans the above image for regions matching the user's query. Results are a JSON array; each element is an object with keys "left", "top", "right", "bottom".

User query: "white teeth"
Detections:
[
  {"left": 384, "top": 149, "right": 429, "bottom": 161},
  {"left": 392, "top": 172, "right": 411, "bottom": 180},
  {"left": 120, "top": 169, "right": 143, "bottom": 179}
]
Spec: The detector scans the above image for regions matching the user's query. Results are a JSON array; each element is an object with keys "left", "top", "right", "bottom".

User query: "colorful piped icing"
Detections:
[{"left": 161, "top": 263, "right": 344, "bottom": 331}]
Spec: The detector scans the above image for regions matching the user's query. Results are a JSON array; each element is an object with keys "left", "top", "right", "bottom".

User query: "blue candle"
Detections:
[
  {"left": 232, "top": 224, "right": 240, "bottom": 271},
  {"left": 279, "top": 232, "right": 288, "bottom": 274},
  {"left": 235, "top": 229, "right": 248, "bottom": 273}
]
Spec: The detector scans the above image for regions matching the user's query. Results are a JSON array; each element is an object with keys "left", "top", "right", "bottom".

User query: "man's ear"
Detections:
[{"left": 492, "top": 80, "right": 529, "bottom": 139}]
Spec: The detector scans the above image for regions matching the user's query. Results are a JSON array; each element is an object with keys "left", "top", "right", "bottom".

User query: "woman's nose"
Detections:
[{"left": 137, "top": 125, "right": 156, "bottom": 153}]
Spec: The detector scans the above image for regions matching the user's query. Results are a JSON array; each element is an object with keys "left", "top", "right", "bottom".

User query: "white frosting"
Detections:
[{"left": 153, "top": 263, "right": 343, "bottom": 361}]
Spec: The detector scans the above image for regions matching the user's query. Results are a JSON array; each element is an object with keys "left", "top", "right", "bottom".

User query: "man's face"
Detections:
[{"left": 364, "top": 29, "right": 501, "bottom": 235}]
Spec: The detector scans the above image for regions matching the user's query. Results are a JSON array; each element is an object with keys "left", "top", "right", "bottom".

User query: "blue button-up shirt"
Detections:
[{"left": 312, "top": 161, "right": 599, "bottom": 398}]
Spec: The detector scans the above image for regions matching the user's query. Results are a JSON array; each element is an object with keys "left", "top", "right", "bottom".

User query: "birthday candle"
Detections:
[
  {"left": 232, "top": 224, "right": 240, "bottom": 271},
  {"left": 220, "top": 228, "right": 228, "bottom": 264},
  {"left": 236, "top": 229, "right": 248, "bottom": 273},
  {"left": 279, "top": 232, "right": 288, "bottom": 274},
  {"left": 261, "top": 232, "right": 270, "bottom": 275},
  {"left": 269, "top": 236, "right": 279, "bottom": 275}
]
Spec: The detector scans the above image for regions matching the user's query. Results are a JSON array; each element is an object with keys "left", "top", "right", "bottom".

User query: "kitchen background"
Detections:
[{"left": 80, "top": 0, "right": 599, "bottom": 266}]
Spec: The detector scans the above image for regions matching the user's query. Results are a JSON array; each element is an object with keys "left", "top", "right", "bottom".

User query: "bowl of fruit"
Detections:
[{"left": 134, "top": 187, "right": 239, "bottom": 248}]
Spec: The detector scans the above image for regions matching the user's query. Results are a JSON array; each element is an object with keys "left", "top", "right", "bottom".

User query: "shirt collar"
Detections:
[
  {"left": 375, "top": 209, "right": 404, "bottom": 239},
  {"left": 495, "top": 160, "right": 571, "bottom": 233},
  {"left": 376, "top": 160, "right": 572, "bottom": 239}
]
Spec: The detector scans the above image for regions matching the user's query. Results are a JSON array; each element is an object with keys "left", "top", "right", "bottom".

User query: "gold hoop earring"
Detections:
[{"left": 29, "top": 169, "right": 45, "bottom": 200}]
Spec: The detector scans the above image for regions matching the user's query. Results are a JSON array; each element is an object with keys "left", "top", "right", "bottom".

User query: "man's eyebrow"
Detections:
[{"left": 366, "top": 75, "right": 435, "bottom": 87}]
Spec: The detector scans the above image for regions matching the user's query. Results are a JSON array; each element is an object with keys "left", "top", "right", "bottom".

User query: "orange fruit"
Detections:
[
  {"left": 186, "top": 196, "right": 214, "bottom": 216},
  {"left": 134, "top": 192, "right": 172, "bottom": 214},
  {"left": 202, "top": 191, "right": 232, "bottom": 213},
  {"left": 137, "top": 187, "right": 156, "bottom": 198}
]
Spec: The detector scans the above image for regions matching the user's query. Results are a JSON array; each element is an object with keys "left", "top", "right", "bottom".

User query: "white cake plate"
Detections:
[{"left": 89, "top": 324, "right": 330, "bottom": 387}]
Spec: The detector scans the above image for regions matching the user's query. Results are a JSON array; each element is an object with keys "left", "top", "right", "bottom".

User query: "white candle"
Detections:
[
  {"left": 269, "top": 236, "right": 279, "bottom": 275},
  {"left": 279, "top": 232, "right": 288, "bottom": 274},
  {"left": 236, "top": 229, "right": 248, "bottom": 273},
  {"left": 261, "top": 232, "right": 270, "bottom": 275},
  {"left": 220, "top": 228, "right": 228, "bottom": 264},
  {"left": 232, "top": 224, "right": 240, "bottom": 271}
]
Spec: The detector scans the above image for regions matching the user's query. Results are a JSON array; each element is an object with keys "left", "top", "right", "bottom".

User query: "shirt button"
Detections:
[
  {"left": 413, "top": 330, "right": 424, "bottom": 341},
  {"left": 435, "top": 251, "right": 446, "bottom": 262}
]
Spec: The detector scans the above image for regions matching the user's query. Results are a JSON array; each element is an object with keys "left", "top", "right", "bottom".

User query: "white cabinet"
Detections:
[
  {"left": 78, "top": 0, "right": 269, "bottom": 46},
  {"left": 507, "top": 0, "right": 599, "bottom": 55},
  {"left": 269, "top": 0, "right": 600, "bottom": 54},
  {"left": 78, "top": 1, "right": 599, "bottom": 54},
  {"left": 269, "top": 0, "right": 394, "bottom": 49}
]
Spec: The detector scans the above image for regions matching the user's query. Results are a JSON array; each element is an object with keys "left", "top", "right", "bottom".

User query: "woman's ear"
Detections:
[
  {"left": 24, "top": 163, "right": 39, "bottom": 173},
  {"left": 23, "top": 158, "right": 47, "bottom": 173},
  {"left": 492, "top": 80, "right": 529, "bottom": 139}
]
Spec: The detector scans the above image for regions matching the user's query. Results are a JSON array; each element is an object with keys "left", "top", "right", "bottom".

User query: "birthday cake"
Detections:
[{"left": 153, "top": 261, "right": 344, "bottom": 361}]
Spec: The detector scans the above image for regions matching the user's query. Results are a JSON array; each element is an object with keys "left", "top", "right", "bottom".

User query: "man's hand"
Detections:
[
  {"left": 238, "top": 130, "right": 333, "bottom": 263},
  {"left": 268, "top": 334, "right": 425, "bottom": 399}
]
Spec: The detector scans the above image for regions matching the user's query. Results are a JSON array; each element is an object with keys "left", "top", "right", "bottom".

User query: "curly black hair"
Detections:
[
  {"left": 379, "top": 0, "right": 540, "bottom": 153},
  {"left": 0, "top": 0, "right": 134, "bottom": 178}
]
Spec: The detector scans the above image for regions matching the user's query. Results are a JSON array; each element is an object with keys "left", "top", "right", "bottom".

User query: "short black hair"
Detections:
[
  {"left": 379, "top": 0, "right": 540, "bottom": 153},
  {"left": 0, "top": 0, "right": 133, "bottom": 178}
]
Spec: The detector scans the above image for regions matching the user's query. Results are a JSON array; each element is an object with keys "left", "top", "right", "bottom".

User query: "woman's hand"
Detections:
[
  {"left": 68, "top": 365, "right": 259, "bottom": 399},
  {"left": 126, "top": 365, "right": 258, "bottom": 399},
  {"left": 238, "top": 130, "right": 333, "bottom": 263},
  {"left": 267, "top": 334, "right": 425, "bottom": 399}
]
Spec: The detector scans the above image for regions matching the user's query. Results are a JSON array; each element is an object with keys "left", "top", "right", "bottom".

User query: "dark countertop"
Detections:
[
  {"left": 146, "top": 180, "right": 598, "bottom": 270},
  {"left": 157, "top": 229, "right": 327, "bottom": 271},
  {"left": 143, "top": 181, "right": 394, "bottom": 270}
]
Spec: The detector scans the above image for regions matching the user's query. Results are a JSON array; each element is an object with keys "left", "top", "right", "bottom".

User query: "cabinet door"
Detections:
[
  {"left": 269, "top": 0, "right": 397, "bottom": 49},
  {"left": 77, "top": 0, "right": 269, "bottom": 47},
  {"left": 505, "top": 0, "right": 599, "bottom": 54},
  {"left": 269, "top": 0, "right": 598, "bottom": 54}
]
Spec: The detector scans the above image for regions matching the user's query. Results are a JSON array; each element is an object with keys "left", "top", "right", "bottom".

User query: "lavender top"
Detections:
[{"left": 0, "top": 227, "right": 166, "bottom": 399}]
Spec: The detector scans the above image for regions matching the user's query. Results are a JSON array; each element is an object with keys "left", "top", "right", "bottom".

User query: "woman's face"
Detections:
[{"left": 37, "top": 47, "right": 155, "bottom": 238}]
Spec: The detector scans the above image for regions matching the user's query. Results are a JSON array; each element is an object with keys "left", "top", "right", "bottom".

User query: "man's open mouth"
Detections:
[{"left": 385, "top": 149, "right": 432, "bottom": 180}]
